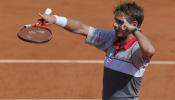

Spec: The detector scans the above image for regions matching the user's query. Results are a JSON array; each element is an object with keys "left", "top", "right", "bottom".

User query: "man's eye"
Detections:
[{"left": 116, "top": 19, "right": 124, "bottom": 25}]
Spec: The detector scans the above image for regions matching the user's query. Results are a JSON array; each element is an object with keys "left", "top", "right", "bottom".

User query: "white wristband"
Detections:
[{"left": 53, "top": 15, "right": 68, "bottom": 27}]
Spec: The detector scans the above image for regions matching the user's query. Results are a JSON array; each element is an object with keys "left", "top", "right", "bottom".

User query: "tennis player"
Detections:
[{"left": 39, "top": 1, "right": 156, "bottom": 100}]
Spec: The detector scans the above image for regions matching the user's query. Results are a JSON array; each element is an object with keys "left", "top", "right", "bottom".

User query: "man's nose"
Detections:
[
  {"left": 113, "top": 23, "right": 119, "bottom": 29},
  {"left": 114, "top": 22, "right": 124, "bottom": 30}
]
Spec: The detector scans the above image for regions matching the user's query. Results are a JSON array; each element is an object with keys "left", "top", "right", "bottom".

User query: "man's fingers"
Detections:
[
  {"left": 38, "top": 13, "right": 45, "bottom": 19},
  {"left": 38, "top": 13, "right": 50, "bottom": 23},
  {"left": 38, "top": 13, "right": 56, "bottom": 24}
]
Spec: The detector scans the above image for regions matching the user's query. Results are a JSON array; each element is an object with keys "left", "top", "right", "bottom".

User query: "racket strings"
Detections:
[{"left": 18, "top": 25, "right": 52, "bottom": 43}]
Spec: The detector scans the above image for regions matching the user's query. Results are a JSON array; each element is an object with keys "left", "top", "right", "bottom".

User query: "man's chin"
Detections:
[
  {"left": 115, "top": 31, "right": 127, "bottom": 39},
  {"left": 116, "top": 35, "right": 127, "bottom": 40}
]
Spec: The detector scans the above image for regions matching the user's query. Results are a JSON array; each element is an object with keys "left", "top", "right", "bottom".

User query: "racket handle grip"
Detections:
[{"left": 44, "top": 8, "right": 52, "bottom": 15}]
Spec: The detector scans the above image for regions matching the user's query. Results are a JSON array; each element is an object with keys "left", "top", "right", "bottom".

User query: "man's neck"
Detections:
[{"left": 118, "top": 34, "right": 135, "bottom": 46}]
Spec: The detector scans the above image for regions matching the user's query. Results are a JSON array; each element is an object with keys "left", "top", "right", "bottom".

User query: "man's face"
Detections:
[{"left": 113, "top": 13, "right": 130, "bottom": 39}]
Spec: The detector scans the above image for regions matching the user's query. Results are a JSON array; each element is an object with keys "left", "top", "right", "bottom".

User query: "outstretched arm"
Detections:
[
  {"left": 39, "top": 13, "right": 91, "bottom": 36},
  {"left": 39, "top": 13, "right": 116, "bottom": 52}
]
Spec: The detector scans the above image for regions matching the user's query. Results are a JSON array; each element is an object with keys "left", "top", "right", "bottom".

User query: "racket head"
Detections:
[{"left": 17, "top": 25, "right": 52, "bottom": 44}]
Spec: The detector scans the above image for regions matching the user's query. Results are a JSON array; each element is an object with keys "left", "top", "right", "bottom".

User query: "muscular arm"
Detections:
[
  {"left": 133, "top": 30, "right": 156, "bottom": 59},
  {"left": 64, "top": 18, "right": 90, "bottom": 36},
  {"left": 39, "top": 13, "right": 90, "bottom": 36},
  {"left": 39, "top": 13, "right": 116, "bottom": 52}
]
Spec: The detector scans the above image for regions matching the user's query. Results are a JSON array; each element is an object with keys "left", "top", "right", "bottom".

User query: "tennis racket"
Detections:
[{"left": 17, "top": 8, "right": 53, "bottom": 44}]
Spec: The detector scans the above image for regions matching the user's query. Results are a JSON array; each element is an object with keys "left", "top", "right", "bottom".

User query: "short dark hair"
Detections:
[{"left": 114, "top": 2, "right": 144, "bottom": 27}]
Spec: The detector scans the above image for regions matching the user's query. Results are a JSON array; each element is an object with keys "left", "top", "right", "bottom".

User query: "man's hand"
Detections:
[
  {"left": 39, "top": 13, "right": 56, "bottom": 24},
  {"left": 122, "top": 19, "right": 138, "bottom": 32}
]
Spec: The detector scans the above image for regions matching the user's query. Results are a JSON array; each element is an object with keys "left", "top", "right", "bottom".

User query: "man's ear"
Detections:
[{"left": 132, "top": 21, "right": 138, "bottom": 27}]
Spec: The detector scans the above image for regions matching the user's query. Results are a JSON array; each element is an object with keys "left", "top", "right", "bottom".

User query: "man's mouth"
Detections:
[{"left": 115, "top": 29, "right": 123, "bottom": 34}]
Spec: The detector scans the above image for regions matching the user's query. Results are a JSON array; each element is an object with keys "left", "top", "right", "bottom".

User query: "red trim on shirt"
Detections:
[{"left": 113, "top": 37, "right": 137, "bottom": 50}]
